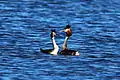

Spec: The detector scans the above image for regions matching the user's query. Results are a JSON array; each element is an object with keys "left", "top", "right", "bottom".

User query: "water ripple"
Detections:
[{"left": 0, "top": 0, "right": 120, "bottom": 80}]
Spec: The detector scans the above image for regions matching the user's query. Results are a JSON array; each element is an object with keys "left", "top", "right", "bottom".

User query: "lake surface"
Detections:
[{"left": 0, "top": 0, "right": 120, "bottom": 80}]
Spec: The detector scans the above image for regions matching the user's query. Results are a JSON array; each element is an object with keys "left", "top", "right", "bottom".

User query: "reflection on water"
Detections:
[{"left": 0, "top": 0, "right": 120, "bottom": 80}]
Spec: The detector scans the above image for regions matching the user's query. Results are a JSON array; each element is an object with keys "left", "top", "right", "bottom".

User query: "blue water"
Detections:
[{"left": 0, "top": 0, "right": 120, "bottom": 80}]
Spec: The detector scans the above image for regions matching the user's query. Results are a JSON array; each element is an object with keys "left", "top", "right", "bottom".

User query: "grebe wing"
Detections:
[
  {"left": 59, "top": 49, "right": 79, "bottom": 56},
  {"left": 40, "top": 48, "right": 53, "bottom": 54}
]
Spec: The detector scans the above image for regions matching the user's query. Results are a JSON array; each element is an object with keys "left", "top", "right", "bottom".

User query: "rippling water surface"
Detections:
[{"left": 0, "top": 0, "right": 120, "bottom": 80}]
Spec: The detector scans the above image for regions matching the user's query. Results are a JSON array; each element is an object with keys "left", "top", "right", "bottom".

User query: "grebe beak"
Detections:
[
  {"left": 54, "top": 32, "right": 59, "bottom": 36},
  {"left": 56, "top": 33, "right": 61, "bottom": 37},
  {"left": 60, "top": 30, "right": 65, "bottom": 32}
]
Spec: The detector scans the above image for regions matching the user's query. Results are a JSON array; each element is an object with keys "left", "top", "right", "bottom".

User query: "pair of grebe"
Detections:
[{"left": 40, "top": 24, "right": 80, "bottom": 56}]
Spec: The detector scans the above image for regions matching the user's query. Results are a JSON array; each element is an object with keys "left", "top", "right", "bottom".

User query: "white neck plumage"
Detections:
[
  {"left": 51, "top": 37, "right": 59, "bottom": 55},
  {"left": 52, "top": 37, "right": 58, "bottom": 49},
  {"left": 62, "top": 36, "right": 69, "bottom": 50}
]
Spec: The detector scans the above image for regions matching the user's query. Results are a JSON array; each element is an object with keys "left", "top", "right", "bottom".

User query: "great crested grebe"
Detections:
[
  {"left": 59, "top": 24, "right": 80, "bottom": 56},
  {"left": 40, "top": 30, "right": 59, "bottom": 55}
]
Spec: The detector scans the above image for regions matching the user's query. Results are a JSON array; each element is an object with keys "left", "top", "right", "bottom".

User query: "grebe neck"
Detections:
[
  {"left": 52, "top": 37, "right": 58, "bottom": 49},
  {"left": 51, "top": 37, "right": 59, "bottom": 55},
  {"left": 62, "top": 36, "right": 69, "bottom": 50}
]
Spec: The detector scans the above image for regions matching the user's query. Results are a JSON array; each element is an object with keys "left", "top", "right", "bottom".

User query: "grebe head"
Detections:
[
  {"left": 61, "top": 24, "right": 72, "bottom": 37},
  {"left": 51, "top": 29, "right": 56, "bottom": 39}
]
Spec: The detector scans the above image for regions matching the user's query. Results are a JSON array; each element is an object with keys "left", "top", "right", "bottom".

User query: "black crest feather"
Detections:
[
  {"left": 65, "top": 24, "right": 71, "bottom": 29},
  {"left": 51, "top": 29, "right": 56, "bottom": 32}
]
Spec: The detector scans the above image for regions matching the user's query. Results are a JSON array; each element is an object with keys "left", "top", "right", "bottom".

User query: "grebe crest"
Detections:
[{"left": 51, "top": 29, "right": 56, "bottom": 39}]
